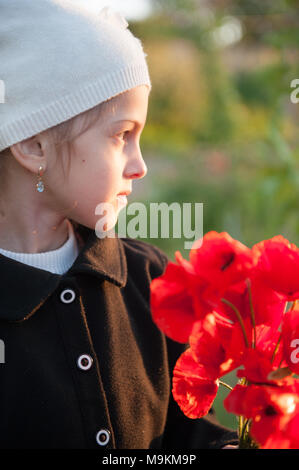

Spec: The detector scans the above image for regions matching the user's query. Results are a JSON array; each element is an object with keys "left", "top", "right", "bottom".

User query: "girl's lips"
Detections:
[{"left": 117, "top": 190, "right": 132, "bottom": 196}]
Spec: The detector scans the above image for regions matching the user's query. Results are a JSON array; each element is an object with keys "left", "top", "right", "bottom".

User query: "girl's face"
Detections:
[{"left": 45, "top": 85, "right": 149, "bottom": 233}]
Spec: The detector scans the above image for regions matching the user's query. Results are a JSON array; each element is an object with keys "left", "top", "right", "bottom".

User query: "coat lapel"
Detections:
[{"left": 0, "top": 221, "right": 127, "bottom": 322}]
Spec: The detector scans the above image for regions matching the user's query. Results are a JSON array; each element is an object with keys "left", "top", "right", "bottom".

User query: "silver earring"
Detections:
[{"left": 36, "top": 165, "right": 45, "bottom": 193}]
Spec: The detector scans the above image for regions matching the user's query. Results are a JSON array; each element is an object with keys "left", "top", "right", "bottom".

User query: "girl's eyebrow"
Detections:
[{"left": 113, "top": 119, "right": 144, "bottom": 128}]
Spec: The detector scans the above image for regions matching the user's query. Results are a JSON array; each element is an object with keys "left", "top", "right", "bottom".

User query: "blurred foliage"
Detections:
[{"left": 117, "top": 0, "right": 299, "bottom": 429}]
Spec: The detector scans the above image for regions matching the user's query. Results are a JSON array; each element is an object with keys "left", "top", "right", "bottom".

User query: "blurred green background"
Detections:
[{"left": 116, "top": 0, "right": 299, "bottom": 430}]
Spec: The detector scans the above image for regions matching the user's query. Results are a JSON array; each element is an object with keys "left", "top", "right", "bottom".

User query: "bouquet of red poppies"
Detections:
[{"left": 150, "top": 232, "right": 299, "bottom": 449}]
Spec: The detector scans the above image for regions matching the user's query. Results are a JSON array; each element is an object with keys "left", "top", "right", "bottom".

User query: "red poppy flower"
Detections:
[
  {"left": 254, "top": 324, "right": 287, "bottom": 370},
  {"left": 234, "top": 322, "right": 290, "bottom": 384},
  {"left": 172, "top": 348, "right": 219, "bottom": 419},
  {"left": 174, "top": 236, "right": 270, "bottom": 326},
  {"left": 251, "top": 383, "right": 299, "bottom": 449},
  {"left": 189, "top": 231, "right": 254, "bottom": 293},
  {"left": 224, "top": 380, "right": 299, "bottom": 449},
  {"left": 150, "top": 232, "right": 284, "bottom": 346},
  {"left": 236, "top": 348, "right": 289, "bottom": 384},
  {"left": 224, "top": 384, "right": 263, "bottom": 417},
  {"left": 213, "top": 276, "right": 285, "bottom": 329},
  {"left": 246, "top": 276, "right": 286, "bottom": 328},
  {"left": 189, "top": 313, "right": 240, "bottom": 379},
  {"left": 189, "top": 313, "right": 289, "bottom": 384},
  {"left": 282, "top": 309, "right": 299, "bottom": 375},
  {"left": 150, "top": 261, "right": 197, "bottom": 343},
  {"left": 222, "top": 314, "right": 253, "bottom": 359},
  {"left": 184, "top": 272, "right": 285, "bottom": 331},
  {"left": 175, "top": 250, "right": 214, "bottom": 319},
  {"left": 169, "top": 232, "right": 254, "bottom": 322},
  {"left": 189, "top": 312, "right": 285, "bottom": 383},
  {"left": 252, "top": 236, "right": 299, "bottom": 300}
]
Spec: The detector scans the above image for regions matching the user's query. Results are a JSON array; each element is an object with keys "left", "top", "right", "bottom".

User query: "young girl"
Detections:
[{"left": 0, "top": 0, "right": 238, "bottom": 449}]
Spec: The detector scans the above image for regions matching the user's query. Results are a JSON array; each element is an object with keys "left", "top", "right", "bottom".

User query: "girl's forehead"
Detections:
[
  {"left": 111, "top": 85, "right": 149, "bottom": 107},
  {"left": 103, "top": 86, "right": 149, "bottom": 123}
]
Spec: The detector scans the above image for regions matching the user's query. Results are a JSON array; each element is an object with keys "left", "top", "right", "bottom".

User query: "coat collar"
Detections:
[{"left": 0, "top": 221, "right": 128, "bottom": 322}]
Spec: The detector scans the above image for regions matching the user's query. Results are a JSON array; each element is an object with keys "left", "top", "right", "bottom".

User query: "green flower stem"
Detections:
[
  {"left": 271, "top": 333, "right": 282, "bottom": 364},
  {"left": 221, "top": 298, "right": 249, "bottom": 348},
  {"left": 238, "top": 415, "right": 244, "bottom": 441},
  {"left": 246, "top": 279, "right": 256, "bottom": 349},
  {"left": 219, "top": 380, "right": 233, "bottom": 391},
  {"left": 238, "top": 418, "right": 260, "bottom": 448},
  {"left": 241, "top": 418, "right": 250, "bottom": 440}
]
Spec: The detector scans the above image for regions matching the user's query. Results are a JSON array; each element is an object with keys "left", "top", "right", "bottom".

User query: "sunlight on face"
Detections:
[{"left": 47, "top": 85, "right": 150, "bottom": 233}]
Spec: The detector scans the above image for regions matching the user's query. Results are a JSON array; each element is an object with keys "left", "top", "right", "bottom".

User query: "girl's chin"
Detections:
[
  {"left": 116, "top": 194, "right": 128, "bottom": 209},
  {"left": 89, "top": 196, "right": 128, "bottom": 236}
]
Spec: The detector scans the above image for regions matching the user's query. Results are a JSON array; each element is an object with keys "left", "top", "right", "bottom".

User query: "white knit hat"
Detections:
[{"left": 0, "top": 0, "right": 151, "bottom": 152}]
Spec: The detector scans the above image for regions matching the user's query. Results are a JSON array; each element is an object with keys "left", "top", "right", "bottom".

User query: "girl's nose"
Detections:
[{"left": 124, "top": 148, "right": 148, "bottom": 180}]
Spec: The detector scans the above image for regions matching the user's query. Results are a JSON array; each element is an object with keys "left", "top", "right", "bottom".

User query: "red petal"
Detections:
[
  {"left": 223, "top": 384, "right": 249, "bottom": 416},
  {"left": 189, "top": 316, "right": 226, "bottom": 378},
  {"left": 172, "top": 348, "right": 219, "bottom": 419},
  {"left": 236, "top": 349, "right": 277, "bottom": 383},
  {"left": 248, "top": 275, "right": 286, "bottom": 328},
  {"left": 190, "top": 313, "right": 240, "bottom": 378},
  {"left": 252, "top": 237, "right": 299, "bottom": 300},
  {"left": 189, "top": 231, "right": 254, "bottom": 292},
  {"left": 150, "top": 262, "right": 196, "bottom": 342}
]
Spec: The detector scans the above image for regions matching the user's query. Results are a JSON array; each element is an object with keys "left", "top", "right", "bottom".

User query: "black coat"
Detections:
[{"left": 0, "top": 222, "right": 238, "bottom": 449}]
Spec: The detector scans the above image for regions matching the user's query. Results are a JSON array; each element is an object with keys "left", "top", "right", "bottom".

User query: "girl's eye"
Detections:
[{"left": 117, "top": 130, "right": 130, "bottom": 142}]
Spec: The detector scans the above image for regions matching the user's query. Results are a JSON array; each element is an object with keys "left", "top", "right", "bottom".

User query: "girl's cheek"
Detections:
[{"left": 109, "top": 133, "right": 126, "bottom": 148}]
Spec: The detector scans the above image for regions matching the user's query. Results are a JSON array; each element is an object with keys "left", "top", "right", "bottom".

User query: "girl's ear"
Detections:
[{"left": 10, "top": 136, "right": 47, "bottom": 173}]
